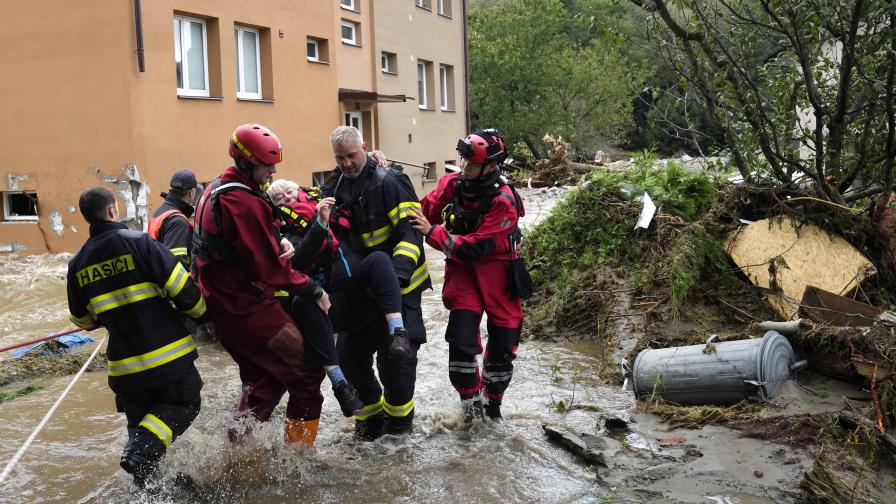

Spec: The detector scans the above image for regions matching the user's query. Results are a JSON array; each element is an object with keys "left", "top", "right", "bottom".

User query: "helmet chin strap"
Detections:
[{"left": 234, "top": 157, "right": 255, "bottom": 178}]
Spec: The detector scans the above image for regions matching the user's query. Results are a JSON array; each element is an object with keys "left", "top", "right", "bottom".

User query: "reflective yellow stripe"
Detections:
[
  {"left": 361, "top": 225, "right": 392, "bottom": 248},
  {"left": 387, "top": 202, "right": 422, "bottom": 226},
  {"left": 274, "top": 290, "right": 290, "bottom": 297},
  {"left": 108, "top": 335, "right": 196, "bottom": 376},
  {"left": 383, "top": 398, "right": 414, "bottom": 417},
  {"left": 184, "top": 295, "right": 206, "bottom": 318},
  {"left": 170, "top": 247, "right": 188, "bottom": 257},
  {"left": 164, "top": 263, "right": 190, "bottom": 298},
  {"left": 355, "top": 396, "right": 385, "bottom": 421},
  {"left": 69, "top": 312, "right": 95, "bottom": 327},
  {"left": 88, "top": 282, "right": 162, "bottom": 316},
  {"left": 139, "top": 413, "right": 173, "bottom": 448},
  {"left": 392, "top": 241, "right": 420, "bottom": 262},
  {"left": 401, "top": 263, "right": 430, "bottom": 295},
  {"left": 232, "top": 133, "right": 254, "bottom": 161}
]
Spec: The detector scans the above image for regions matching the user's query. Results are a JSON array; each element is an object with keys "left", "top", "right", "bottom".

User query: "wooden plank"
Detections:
[{"left": 799, "top": 285, "right": 883, "bottom": 327}]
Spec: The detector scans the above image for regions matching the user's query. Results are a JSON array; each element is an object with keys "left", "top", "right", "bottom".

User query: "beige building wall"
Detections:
[
  {"left": 1, "top": 0, "right": 341, "bottom": 253},
  {"left": 334, "top": 0, "right": 379, "bottom": 154},
  {"left": 373, "top": 0, "right": 468, "bottom": 196}
]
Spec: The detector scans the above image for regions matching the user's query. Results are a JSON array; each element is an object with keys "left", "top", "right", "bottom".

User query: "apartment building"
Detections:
[
  {"left": 0, "top": 1, "right": 468, "bottom": 253},
  {"left": 374, "top": 1, "right": 468, "bottom": 192}
]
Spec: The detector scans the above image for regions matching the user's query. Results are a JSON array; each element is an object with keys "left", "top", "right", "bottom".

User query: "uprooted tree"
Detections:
[{"left": 629, "top": 0, "right": 896, "bottom": 204}]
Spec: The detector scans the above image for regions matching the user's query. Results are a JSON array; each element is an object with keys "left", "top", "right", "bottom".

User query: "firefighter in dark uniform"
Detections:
[
  {"left": 67, "top": 187, "right": 207, "bottom": 487},
  {"left": 148, "top": 170, "right": 198, "bottom": 269},
  {"left": 410, "top": 129, "right": 526, "bottom": 422},
  {"left": 322, "top": 126, "right": 430, "bottom": 439}
]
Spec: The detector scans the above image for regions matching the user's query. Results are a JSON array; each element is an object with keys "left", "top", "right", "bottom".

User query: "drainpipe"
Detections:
[
  {"left": 462, "top": 0, "right": 470, "bottom": 133},
  {"left": 134, "top": 0, "right": 145, "bottom": 72}
]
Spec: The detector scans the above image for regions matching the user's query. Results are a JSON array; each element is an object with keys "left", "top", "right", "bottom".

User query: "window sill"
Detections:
[
  {"left": 237, "top": 97, "right": 275, "bottom": 103},
  {"left": 381, "top": 70, "right": 398, "bottom": 75},
  {"left": 308, "top": 58, "right": 331, "bottom": 65},
  {"left": 177, "top": 94, "right": 223, "bottom": 101},
  {"left": 441, "top": 108, "right": 456, "bottom": 113},
  {"left": 415, "top": 6, "right": 433, "bottom": 12},
  {"left": 341, "top": 41, "right": 361, "bottom": 47},
  {"left": 1, "top": 219, "right": 38, "bottom": 223},
  {"left": 438, "top": 13, "right": 453, "bottom": 19},
  {"left": 340, "top": 6, "right": 360, "bottom": 14},
  {"left": 418, "top": 106, "right": 435, "bottom": 112}
]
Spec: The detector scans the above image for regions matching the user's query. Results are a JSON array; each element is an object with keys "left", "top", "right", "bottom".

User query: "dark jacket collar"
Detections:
[
  {"left": 88, "top": 220, "right": 128, "bottom": 238},
  {"left": 163, "top": 193, "right": 195, "bottom": 218}
]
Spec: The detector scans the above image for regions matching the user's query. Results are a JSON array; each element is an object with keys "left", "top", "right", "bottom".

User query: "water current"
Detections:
[{"left": 0, "top": 189, "right": 631, "bottom": 503}]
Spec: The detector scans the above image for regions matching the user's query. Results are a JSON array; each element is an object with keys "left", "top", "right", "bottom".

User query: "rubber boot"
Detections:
[
  {"left": 462, "top": 395, "right": 485, "bottom": 424},
  {"left": 284, "top": 418, "right": 319, "bottom": 446},
  {"left": 383, "top": 409, "right": 414, "bottom": 436},
  {"left": 484, "top": 399, "right": 502, "bottom": 422},
  {"left": 120, "top": 429, "right": 166, "bottom": 488},
  {"left": 355, "top": 412, "right": 385, "bottom": 442}
]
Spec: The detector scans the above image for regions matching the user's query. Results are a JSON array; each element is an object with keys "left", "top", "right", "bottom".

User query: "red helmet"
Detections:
[
  {"left": 229, "top": 123, "right": 283, "bottom": 165},
  {"left": 456, "top": 128, "right": 507, "bottom": 165}
]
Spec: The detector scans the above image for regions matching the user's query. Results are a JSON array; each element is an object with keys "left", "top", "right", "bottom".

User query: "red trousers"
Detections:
[
  {"left": 442, "top": 259, "right": 522, "bottom": 402},
  {"left": 211, "top": 298, "right": 325, "bottom": 422}
]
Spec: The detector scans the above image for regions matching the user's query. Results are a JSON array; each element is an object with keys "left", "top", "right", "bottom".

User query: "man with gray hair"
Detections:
[{"left": 322, "top": 125, "right": 430, "bottom": 439}]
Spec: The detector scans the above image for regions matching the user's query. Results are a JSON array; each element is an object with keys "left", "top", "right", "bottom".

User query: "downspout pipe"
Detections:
[
  {"left": 134, "top": 0, "right": 145, "bottom": 72},
  {"left": 462, "top": 0, "right": 470, "bottom": 133}
]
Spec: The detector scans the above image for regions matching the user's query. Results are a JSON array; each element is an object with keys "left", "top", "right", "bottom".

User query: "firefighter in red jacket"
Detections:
[
  {"left": 192, "top": 123, "right": 329, "bottom": 446},
  {"left": 148, "top": 170, "right": 197, "bottom": 269},
  {"left": 410, "top": 129, "right": 525, "bottom": 422}
]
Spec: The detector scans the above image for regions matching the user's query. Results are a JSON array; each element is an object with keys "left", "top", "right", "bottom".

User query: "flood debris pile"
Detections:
[{"left": 526, "top": 158, "right": 896, "bottom": 501}]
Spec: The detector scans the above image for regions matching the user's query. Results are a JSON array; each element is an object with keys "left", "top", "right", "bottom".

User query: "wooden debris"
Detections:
[
  {"left": 800, "top": 285, "right": 883, "bottom": 327},
  {"left": 837, "top": 410, "right": 896, "bottom": 455}
]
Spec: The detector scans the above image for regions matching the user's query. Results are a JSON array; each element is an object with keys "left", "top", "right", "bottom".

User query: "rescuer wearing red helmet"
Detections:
[
  {"left": 410, "top": 128, "right": 527, "bottom": 422},
  {"left": 192, "top": 123, "right": 330, "bottom": 446}
]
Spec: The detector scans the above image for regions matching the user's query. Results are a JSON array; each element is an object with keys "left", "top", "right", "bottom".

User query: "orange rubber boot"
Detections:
[{"left": 284, "top": 418, "right": 319, "bottom": 446}]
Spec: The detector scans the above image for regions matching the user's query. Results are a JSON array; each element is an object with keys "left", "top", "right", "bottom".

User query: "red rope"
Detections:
[{"left": 0, "top": 325, "right": 99, "bottom": 353}]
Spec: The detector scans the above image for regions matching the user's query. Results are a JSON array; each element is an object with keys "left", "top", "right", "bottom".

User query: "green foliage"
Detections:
[
  {"left": 469, "top": 0, "right": 646, "bottom": 154},
  {"left": 0, "top": 384, "right": 42, "bottom": 404},
  {"left": 523, "top": 163, "right": 722, "bottom": 334}
]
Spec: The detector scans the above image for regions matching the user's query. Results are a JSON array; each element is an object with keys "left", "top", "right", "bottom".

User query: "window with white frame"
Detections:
[
  {"left": 439, "top": 64, "right": 455, "bottom": 110},
  {"left": 341, "top": 20, "right": 358, "bottom": 45},
  {"left": 340, "top": 0, "right": 357, "bottom": 11},
  {"left": 381, "top": 51, "right": 397, "bottom": 74},
  {"left": 438, "top": 0, "right": 452, "bottom": 16},
  {"left": 2, "top": 191, "right": 39, "bottom": 221},
  {"left": 418, "top": 60, "right": 433, "bottom": 109},
  {"left": 234, "top": 26, "right": 261, "bottom": 99},
  {"left": 307, "top": 38, "right": 320, "bottom": 61},
  {"left": 173, "top": 15, "right": 209, "bottom": 96},
  {"left": 416, "top": 0, "right": 432, "bottom": 10},
  {"left": 418, "top": 62, "right": 428, "bottom": 109}
]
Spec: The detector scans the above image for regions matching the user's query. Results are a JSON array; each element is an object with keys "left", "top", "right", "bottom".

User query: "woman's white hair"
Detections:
[
  {"left": 267, "top": 178, "right": 299, "bottom": 204},
  {"left": 330, "top": 125, "right": 364, "bottom": 146}
]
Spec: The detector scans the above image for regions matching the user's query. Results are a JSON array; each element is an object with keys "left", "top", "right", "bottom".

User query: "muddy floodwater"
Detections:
[{"left": 0, "top": 189, "right": 886, "bottom": 503}]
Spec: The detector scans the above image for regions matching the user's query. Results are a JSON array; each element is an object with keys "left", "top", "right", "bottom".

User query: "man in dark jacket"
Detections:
[
  {"left": 67, "top": 187, "right": 207, "bottom": 487},
  {"left": 193, "top": 123, "right": 331, "bottom": 446},
  {"left": 322, "top": 126, "right": 429, "bottom": 439},
  {"left": 148, "top": 170, "right": 197, "bottom": 269}
]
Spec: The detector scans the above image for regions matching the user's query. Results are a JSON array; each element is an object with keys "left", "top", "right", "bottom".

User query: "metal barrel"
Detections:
[{"left": 631, "top": 331, "right": 804, "bottom": 406}]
